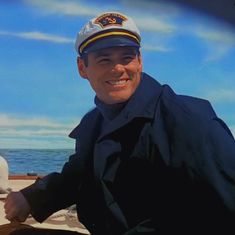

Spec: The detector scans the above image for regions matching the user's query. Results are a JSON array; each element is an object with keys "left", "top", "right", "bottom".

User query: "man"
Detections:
[{"left": 4, "top": 11, "right": 235, "bottom": 234}]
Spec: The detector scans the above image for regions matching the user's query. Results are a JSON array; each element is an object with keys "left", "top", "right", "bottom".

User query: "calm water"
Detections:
[{"left": 0, "top": 149, "right": 75, "bottom": 175}]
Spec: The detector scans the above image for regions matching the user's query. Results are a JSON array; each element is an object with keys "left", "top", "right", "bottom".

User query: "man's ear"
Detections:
[{"left": 77, "top": 57, "right": 88, "bottom": 79}]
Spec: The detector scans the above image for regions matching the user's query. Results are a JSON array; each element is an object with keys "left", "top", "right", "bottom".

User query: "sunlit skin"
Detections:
[{"left": 77, "top": 46, "right": 143, "bottom": 104}]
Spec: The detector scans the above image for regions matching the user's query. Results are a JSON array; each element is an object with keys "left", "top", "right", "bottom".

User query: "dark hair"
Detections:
[{"left": 80, "top": 53, "right": 89, "bottom": 67}]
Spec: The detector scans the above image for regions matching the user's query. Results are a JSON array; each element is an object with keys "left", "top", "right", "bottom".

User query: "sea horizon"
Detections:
[{"left": 0, "top": 149, "right": 75, "bottom": 175}]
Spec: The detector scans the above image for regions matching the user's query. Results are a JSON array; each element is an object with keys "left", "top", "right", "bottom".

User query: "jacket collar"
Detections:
[
  {"left": 98, "top": 72, "right": 163, "bottom": 140},
  {"left": 69, "top": 72, "right": 163, "bottom": 141}
]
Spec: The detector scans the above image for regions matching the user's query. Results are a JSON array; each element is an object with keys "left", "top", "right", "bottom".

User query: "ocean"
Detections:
[{"left": 0, "top": 149, "right": 75, "bottom": 175}]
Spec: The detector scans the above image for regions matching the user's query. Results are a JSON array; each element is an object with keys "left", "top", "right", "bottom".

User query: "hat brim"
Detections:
[{"left": 82, "top": 36, "right": 140, "bottom": 55}]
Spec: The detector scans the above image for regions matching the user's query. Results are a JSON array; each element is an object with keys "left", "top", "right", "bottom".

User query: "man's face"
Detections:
[{"left": 78, "top": 46, "right": 142, "bottom": 104}]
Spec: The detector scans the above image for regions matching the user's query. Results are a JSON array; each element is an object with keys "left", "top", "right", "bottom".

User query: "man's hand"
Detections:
[{"left": 4, "top": 191, "right": 31, "bottom": 222}]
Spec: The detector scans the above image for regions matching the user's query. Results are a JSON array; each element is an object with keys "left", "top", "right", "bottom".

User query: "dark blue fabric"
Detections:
[
  {"left": 82, "top": 36, "right": 140, "bottom": 55},
  {"left": 22, "top": 72, "right": 235, "bottom": 234},
  {"left": 95, "top": 96, "right": 127, "bottom": 121}
]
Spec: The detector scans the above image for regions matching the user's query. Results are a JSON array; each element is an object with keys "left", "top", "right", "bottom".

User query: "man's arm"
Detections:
[{"left": 5, "top": 153, "right": 82, "bottom": 223}]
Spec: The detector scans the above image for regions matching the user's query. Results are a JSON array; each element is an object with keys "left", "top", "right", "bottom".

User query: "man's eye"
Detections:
[
  {"left": 98, "top": 58, "right": 110, "bottom": 64},
  {"left": 123, "top": 55, "right": 136, "bottom": 61}
]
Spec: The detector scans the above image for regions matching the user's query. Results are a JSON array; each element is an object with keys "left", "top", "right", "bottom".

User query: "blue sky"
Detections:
[{"left": 0, "top": 0, "right": 235, "bottom": 149}]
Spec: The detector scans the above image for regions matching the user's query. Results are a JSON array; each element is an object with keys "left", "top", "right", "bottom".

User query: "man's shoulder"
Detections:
[
  {"left": 69, "top": 107, "right": 101, "bottom": 139},
  {"left": 160, "top": 84, "right": 216, "bottom": 118},
  {"left": 141, "top": 73, "right": 214, "bottom": 115}
]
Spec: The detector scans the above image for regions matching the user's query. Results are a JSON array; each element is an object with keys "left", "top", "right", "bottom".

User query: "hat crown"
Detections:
[{"left": 75, "top": 12, "right": 141, "bottom": 55}]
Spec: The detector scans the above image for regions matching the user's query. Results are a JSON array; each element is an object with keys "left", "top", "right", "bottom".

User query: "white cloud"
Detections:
[
  {"left": 0, "top": 114, "right": 76, "bottom": 128},
  {"left": 24, "top": 0, "right": 99, "bottom": 16},
  {"left": 134, "top": 17, "right": 175, "bottom": 34},
  {"left": 0, "top": 30, "right": 74, "bottom": 44},
  {"left": 195, "top": 27, "right": 235, "bottom": 45},
  {"left": 0, "top": 114, "right": 79, "bottom": 149},
  {"left": 204, "top": 89, "right": 235, "bottom": 103},
  {"left": 121, "top": 0, "right": 182, "bottom": 18},
  {"left": 203, "top": 46, "right": 230, "bottom": 62},
  {"left": 20, "top": 0, "right": 176, "bottom": 53},
  {"left": 0, "top": 128, "right": 68, "bottom": 138},
  {"left": 142, "top": 44, "right": 171, "bottom": 52},
  {"left": 193, "top": 25, "right": 235, "bottom": 61},
  {"left": 0, "top": 29, "right": 171, "bottom": 53},
  {"left": 24, "top": 0, "right": 176, "bottom": 34}
]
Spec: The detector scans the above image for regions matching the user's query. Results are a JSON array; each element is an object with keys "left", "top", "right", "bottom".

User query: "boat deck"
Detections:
[{"left": 0, "top": 175, "right": 89, "bottom": 234}]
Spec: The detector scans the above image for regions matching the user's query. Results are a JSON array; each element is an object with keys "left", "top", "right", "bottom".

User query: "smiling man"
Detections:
[
  {"left": 4, "top": 11, "right": 235, "bottom": 235},
  {"left": 78, "top": 46, "right": 142, "bottom": 104}
]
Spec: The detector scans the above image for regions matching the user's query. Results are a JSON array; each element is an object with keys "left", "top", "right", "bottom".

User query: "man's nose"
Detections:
[{"left": 111, "top": 62, "right": 125, "bottom": 74}]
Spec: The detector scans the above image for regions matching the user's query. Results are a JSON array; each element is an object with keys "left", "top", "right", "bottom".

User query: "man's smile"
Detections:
[{"left": 106, "top": 79, "right": 129, "bottom": 86}]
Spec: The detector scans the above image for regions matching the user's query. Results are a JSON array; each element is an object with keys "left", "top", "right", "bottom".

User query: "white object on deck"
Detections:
[{"left": 0, "top": 156, "right": 10, "bottom": 193}]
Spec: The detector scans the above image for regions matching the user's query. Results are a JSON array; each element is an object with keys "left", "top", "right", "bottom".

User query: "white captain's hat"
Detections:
[{"left": 75, "top": 12, "right": 141, "bottom": 55}]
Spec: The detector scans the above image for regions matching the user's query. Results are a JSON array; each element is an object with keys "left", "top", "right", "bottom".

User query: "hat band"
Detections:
[{"left": 79, "top": 31, "right": 140, "bottom": 54}]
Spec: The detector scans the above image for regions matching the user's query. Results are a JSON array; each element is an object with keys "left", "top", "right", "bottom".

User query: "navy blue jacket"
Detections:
[{"left": 22, "top": 73, "right": 235, "bottom": 234}]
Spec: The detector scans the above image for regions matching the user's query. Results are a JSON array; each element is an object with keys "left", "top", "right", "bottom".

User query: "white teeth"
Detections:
[{"left": 108, "top": 80, "right": 127, "bottom": 85}]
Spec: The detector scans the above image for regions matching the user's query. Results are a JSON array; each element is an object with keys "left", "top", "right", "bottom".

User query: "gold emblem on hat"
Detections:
[{"left": 94, "top": 13, "right": 127, "bottom": 28}]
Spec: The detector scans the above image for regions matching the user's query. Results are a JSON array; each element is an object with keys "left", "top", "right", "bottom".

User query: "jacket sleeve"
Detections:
[
  {"left": 167, "top": 86, "right": 235, "bottom": 212},
  {"left": 176, "top": 89, "right": 235, "bottom": 211},
  {"left": 20, "top": 109, "right": 101, "bottom": 223},
  {"left": 121, "top": 86, "right": 235, "bottom": 234},
  {"left": 21, "top": 152, "right": 82, "bottom": 222},
  {"left": 199, "top": 116, "right": 235, "bottom": 211}
]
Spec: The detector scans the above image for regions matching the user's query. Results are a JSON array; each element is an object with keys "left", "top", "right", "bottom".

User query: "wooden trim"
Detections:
[{"left": 9, "top": 175, "right": 43, "bottom": 180}]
